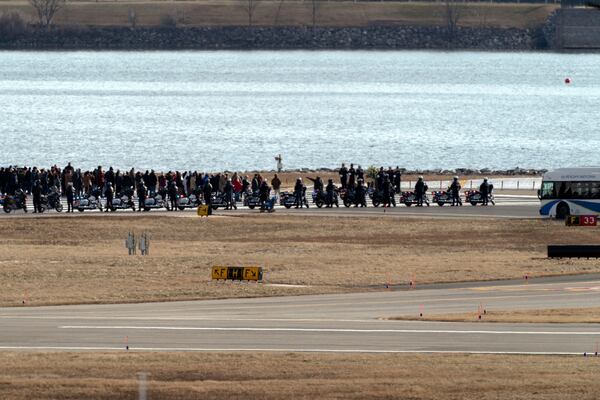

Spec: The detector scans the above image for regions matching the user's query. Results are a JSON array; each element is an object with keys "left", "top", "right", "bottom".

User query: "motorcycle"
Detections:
[
  {"left": 40, "top": 189, "right": 63, "bottom": 212},
  {"left": 400, "top": 191, "right": 430, "bottom": 207},
  {"left": 465, "top": 186, "right": 495, "bottom": 206},
  {"left": 368, "top": 188, "right": 396, "bottom": 208},
  {"left": 177, "top": 193, "right": 202, "bottom": 211},
  {"left": 243, "top": 190, "right": 262, "bottom": 210},
  {"left": 143, "top": 192, "right": 168, "bottom": 211},
  {"left": 313, "top": 189, "right": 339, "bottom": 208},
  {"left": 209, "top": 191, "right": 229, "bottom": 210},
  {"left": 74, "top": 187, "right": 103, "bottom": 212},
  {"left": 110, "top": 187, "right": 136, "bottom": 212},
  {"left": 280, "top": 190, "right": 309, "bottom": 209},
  {"left": 2, "top": 190, "right": 28, "bottom": 213},
  {"left": 431, "top": 190, "right": 462, "bottom": 207}
]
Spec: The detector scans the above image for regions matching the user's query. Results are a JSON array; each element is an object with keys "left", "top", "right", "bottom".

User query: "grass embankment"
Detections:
[
  {"left": 0, "top": 215, "right": 599, "bottom": 307},
  {"left": 393, "top": 307, "right": 600, "bottom": 324},
  {"left": 1, "top": 352, "right": 600, "bottom": 399},
  {"left": 0, "top": 1, "right": 556, "bottom": 29}
]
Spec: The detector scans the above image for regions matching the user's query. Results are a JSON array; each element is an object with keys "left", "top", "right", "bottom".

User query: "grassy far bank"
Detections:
[
  {"left": 392, "top": 307, "right": 600, "bottom": 324},
  {"left": 1, "top": 352, "right": 600, "bottom": 399},
  {"left": 0, "top": 1, "right": 556, "bottom": 29},
  {"left": 1, "top": 214, "right": 599, "bottom": 307}
]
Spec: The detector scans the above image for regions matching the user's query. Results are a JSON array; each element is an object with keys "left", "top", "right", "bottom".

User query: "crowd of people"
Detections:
[{"left": 0, "top": 162, "right": 493, "bottom": 212}]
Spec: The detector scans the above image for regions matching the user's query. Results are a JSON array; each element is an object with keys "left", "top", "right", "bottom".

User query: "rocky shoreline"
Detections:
[
  {"left": 0, "top": 25, "right": 547, "bottom": 50},
  {"left": 249, "top": 167, "right": 546, "bottom": 176}
]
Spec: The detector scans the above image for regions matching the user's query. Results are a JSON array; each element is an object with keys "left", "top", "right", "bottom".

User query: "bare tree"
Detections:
[
  {"left": 274, "top": 0, "right": 285, "bottom": 25},
  {"left": 128, "top": 8, "right": 137, "bottom": 29},
  {"left": 311, "top": 0, "right": 321, "bottom": 29},
  {"left": 444, "top": 0, "right": 462, "bottom": 42},
  {"left": 245, "top": 0, "right": 260, "bottom": 26},
  {"left": 30, "top": 0, "right": 65, "bottom": 28}
]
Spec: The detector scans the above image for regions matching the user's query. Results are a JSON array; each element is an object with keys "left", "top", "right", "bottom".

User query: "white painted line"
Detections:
[
  {"left": 0, "top": 346, "right": 585, "bottom": 355},
  {"left": 59, "top": 326, "right": 600, "bottom": 335},
  {"left": 0, "top": 316, "right": 378, "bottom": 323}
]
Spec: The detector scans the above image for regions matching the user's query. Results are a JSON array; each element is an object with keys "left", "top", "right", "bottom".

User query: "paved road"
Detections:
[
  {"left": 2, "top": 274, "right": 600, "bottom": 355},
  {"left": 1, "top": 195, "right": 540, "bottom": 219}
]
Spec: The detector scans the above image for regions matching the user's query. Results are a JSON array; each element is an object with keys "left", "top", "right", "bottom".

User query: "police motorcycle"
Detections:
[
  {"left": 177, "top": 192, "right": 202, "bottom": 211},
  {"left": 110, "top": 187, "right": 136, "bottom": 212},
  {"left": 400, "top": 189, "right": 430, "bottom": 207},
  {"left": 279, "top": 191, "right": 296, "bottom": 209},
  {"left": 280, "top": 188, "right": 309, "bottom": 209},
  {"left": 465, "top": 184, "right": 495, "bottom": 206},
  {"left": 431, "top": 189, "right": 455, "bottom": 207},
  {"left": 339, "top": 188, "right": 356, "bottom": 208},
  {"left": 74, "top": 186, "right": 103, "bottom": 212},
  {"left": 368, "top": 187, "right": 396, "bottom": 208},
  {"left": 39, "top": 188, "right": 63, "bottom": 213},
  {"left": 243, "top": 190, "right": 262, "bottom": 210},
  {"left": 313, "top": 189, "right": 339, "bottom": 208},
  {"left": 209, "top": 191, "right": 229, "bottom": 210},
  {"left": 2, "top": 189, "right": 28, "bottom": 213},
  {"left": 143, "top": 188, "right": 169, "bottom": 211}
]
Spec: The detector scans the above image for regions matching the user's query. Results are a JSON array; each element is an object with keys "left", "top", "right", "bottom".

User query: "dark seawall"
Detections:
[{"left": 0, "top": 25, "right": 546, "bottom": 50}]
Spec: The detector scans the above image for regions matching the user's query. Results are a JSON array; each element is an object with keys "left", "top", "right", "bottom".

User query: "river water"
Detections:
[{"left": 1, "top": 50, "right": 599, "bottom": 171}]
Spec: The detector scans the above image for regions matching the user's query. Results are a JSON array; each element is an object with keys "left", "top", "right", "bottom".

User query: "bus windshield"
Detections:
[{"left": 540, "top": 181, "right": 555, "bottom": 199}]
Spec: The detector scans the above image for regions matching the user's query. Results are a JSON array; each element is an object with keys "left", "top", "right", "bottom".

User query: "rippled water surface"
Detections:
[{"left": 1, "top": 50, "right": 599, "bottom": 171}]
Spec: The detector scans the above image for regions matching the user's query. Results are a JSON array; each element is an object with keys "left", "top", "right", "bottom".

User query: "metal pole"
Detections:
[{"left": 138, "top": 372, "right": 148, "bottom": 400}]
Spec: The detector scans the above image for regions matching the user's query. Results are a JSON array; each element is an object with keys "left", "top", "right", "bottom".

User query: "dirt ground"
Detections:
[
  {"left": 0, "top": 351, "right": 599, "bottom": 399},
  {"left": 0, "top": 1, "right": 555, "bottom": 29},
  {"left": 392, "top": 307, "right": 600, "bottom": 324},
  {"left": 0, "top": 214, "right": 599, "bottom": 307}
]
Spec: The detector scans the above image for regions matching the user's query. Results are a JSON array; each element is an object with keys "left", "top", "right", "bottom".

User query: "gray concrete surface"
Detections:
[
  {"left": 2, "top": 275, "right": 600, "bottom": 354},
  {"left": 0, "top": 195, "right": 540, "bottom": 219}
]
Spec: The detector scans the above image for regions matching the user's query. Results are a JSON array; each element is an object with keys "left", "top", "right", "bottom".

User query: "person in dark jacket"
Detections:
[
  {"left": 450, "top": 176, "right": 462, "bottom": 206},
  {"left": 355, "top": 179, "right": 367, "bottom": 207},
  {"left": 137, "top": 181, "right": 147, "bottom": 212},
  {"left": 325, "top": 179, "right": 337, "bottom": 207},
  {"left": 32, "top": 180, "right": 42, "bottom": 213},
  {"left": 480, "top": 177, "right": 490, "bottom": 206},
  {"left": 104, "top": 182, "right": 114, "bottom": 212},
  {"left": 393, "top": 166, "right": 401, "bottom": 193},
  {"left": 259, "top": 180, "right": 270, "bottom": 211},
  {"left": 66, "top": 183, "right": 74, "bottom": 212},
  {"left": 168, "top": 180, "right": 178, "bottom": 211},
  {"left": 382, "top": 176, "right": 392, "bottom": 207},
  {"left": 306, "top": 176, "right": 323, "bottom": 192},
  {"left": 293, "top": 178, "right": 306, "bottom": 209},
  {"left": 339, "top": 163, "right": 348, "bottom": 189},
  {"left": 224, "top": 178, "right": 237, "bottom": 210},
  {"left": 415, "top": 176, "right": 426, "bottom": 207},
  {"left": 348, "top": 164, "right": 356, "bottom": 190},
  {"left": 203, "top": 181, "right": 213, "bottom": 215}
]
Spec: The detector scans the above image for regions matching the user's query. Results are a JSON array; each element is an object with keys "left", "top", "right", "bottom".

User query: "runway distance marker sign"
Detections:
[{"left": 212, "top": 266, "right": 263, "bottom": 282}]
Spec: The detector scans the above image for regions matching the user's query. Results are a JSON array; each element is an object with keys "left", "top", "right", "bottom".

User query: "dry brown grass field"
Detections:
[
  {"left": 0, "top": 1, "right": 556, "bottom": 29},
  {"left": 1, "top": 351, "right": 600, "bottom": 399},
  {"left": 393, "top": 307, "right": 600, "bottom": 324},
  {"left": 0, "top": 214, "right": 599, "bottom": 307}
]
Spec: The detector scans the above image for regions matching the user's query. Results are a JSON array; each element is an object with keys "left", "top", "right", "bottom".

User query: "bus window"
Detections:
[{"left": 541, "top": 181, "right": 555, "bottom": 199}]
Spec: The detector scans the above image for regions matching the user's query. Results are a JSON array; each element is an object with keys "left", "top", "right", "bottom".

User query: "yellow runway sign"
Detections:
[
  {"left": 197, "top": 205, "right": 209, "bottom": 217},
  {"left": 212, "top": 266, "right": 263, "bottom": 282}
]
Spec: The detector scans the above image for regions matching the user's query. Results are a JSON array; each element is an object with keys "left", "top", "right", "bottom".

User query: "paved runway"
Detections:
[
  {"left": 2, "top": 274, "right": 600, "bottom": 355},
  {"left": 1, "top": 194, "right": 540, "bottom": 219}
]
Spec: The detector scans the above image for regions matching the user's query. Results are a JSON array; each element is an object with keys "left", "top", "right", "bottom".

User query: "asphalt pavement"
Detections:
[
  {"left": 2, "top": 275, "right": 600, "bottom": 355},
  {"left": 0, "top": 194, "right": 541, "bottom": 219}
]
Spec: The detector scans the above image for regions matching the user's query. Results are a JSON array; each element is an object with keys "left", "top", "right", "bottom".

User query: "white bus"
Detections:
[{"left": 539, "top": 168, "right": 600, "bottom": 219}]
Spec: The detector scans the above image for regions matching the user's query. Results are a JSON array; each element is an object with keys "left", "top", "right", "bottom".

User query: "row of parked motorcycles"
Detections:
[
  {"left": 0, "top": 184, "right": 495, "bottom": 213},
  {"left": 1, "top": 189, "right": 63, "bottom": 213}
]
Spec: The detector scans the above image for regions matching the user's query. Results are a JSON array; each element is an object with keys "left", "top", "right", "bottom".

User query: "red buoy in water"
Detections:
[{"left": 565, "top": 78, "right": 571, "bottom": 84}]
